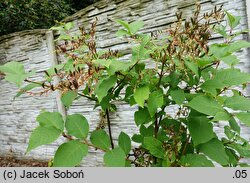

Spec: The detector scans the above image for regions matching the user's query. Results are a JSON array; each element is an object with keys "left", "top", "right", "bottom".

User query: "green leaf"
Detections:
[
  {"left": 107, "top": 60, "right": 130, "bottom": 75},
  {"left": 226, "top": 11, "right": 241, "bottom": 29},
  {"left": 125, "top": 160, "right": 131, "bottom": 167},
  {"left": 53, "top": 140, "right": 88, "bottom": 167},
  {"left": 239, "top": 163, "right": 250, "bottom": 167},
  {"left": 116, "top": 29, "right": 129, "bottom": 37},
  {"left": 185, "top": 60, "right": 199, "bottom": 77},
  {"left": 118, "top": 132, "right": 131, "bottom": 155},
  {"left": 115, "top": 19, "right": 130, "bottom": 32},
  {"left": 180, "top": 154, "right": 214, "bottom": 167},
  {"left": 27, "top": 126, "right": 61, "bottom": 153},
  {"left": 65, "top": 114, "right": 89, "bottom": 139},
  {"left": 147, "top": 90, "right": 164, "bottom": 117},
  {"left": 63, "top": 59, "right": 74, "bottom": 72},
  {"left": 220, "top": 55, "right": 239, "bottom": 66},
  {"left": 209, "top": 43, "right": 229, "bottom": 58},
  {"left": 225, "top": 148, "right": 239, "bottom": 165},
  {"left": 132, "top": 134, "right": 143, "bottom": 143},
  {"left": 94, "top": 59, "right": 112, "bottom": 68},
  {"left": 0, "top": 62, "right": 23, "bottom": 74},
  {"left": 99, "top": 95, "right": 111, "bottom": 111},
  {"left": 157, "top": 129, "right": 169, "bottom": 142},
  {"left": 61, "top": 90, "right": 77, "bottom": 108},
  {"left": 201, "top": 80, "right": 223, "bottom": 96},
  {"left": 134, "top": 86, "right": 150, "bottom": 107},
  {"left": 160, "top": 118, "right": 181, "bottom": 132},
  {"left": 0, "top": 61, "right": 35, "bottom": 87},
  {"left": 224, "top": 95, "right": 250, "bottom": 111},
  {"left": 140, "top": 34, "right": 151, "bottom": 45},
  {"left": 50, "top": 25, "right": 64, "bottom": 31},
  {"left": 188, "top": 95, "right": 224, "bottom": 116},
  {"left": 202, "top": 69, "right": 250, "bottom": 95},
  {"left": 229, "top": 117, "right": 240, "bottom": 133},
  {"left": 214, "top": 68, "right": 250, "bottom": 86},
  {"left": 187, "top": 116, "right": 215, "bottom": 146},
  {"left": 104, "top": 147, "right": 126, "bottom": 167},
  {"left": 224, "top": 126, "right": 235, "bottom": 140},
  {"left": 57, "top": 34, "right": 72, "bottom": 41},
  {"left": 14, "top": 83, "right": 41, "bottom": 99},
  {"left": 143, "top": 137, "right": 165, "bottom": 158},
  {"left": 211, "top": 39, "right": 249, "bottom": 67},
  {"left": 198, "top": 138, "right": 229, "bottom": 165},
  {"left": 134, "top": 107, "right": 152, "bottom": 126},
  {"left": 211, "top": 111, "right": 231, "bottom": 122},
  {"left": 64, "top": 22, "right": 74, "bottom": 31},
  {"left": 132, "top": 44, "right": 150, "bottom": 61},
  {"left": 170, "top": 90, "right": 185, "bottom": 105},
  {"left": 228, "top": 40, "right": 250, "bottom": 52},
  {"left": 129, "top": 20, "right": 144, "bottom": 35},
  {"left": 168, "top": 71, "right": 180, "bottom": 88},
  {"left": 214, "top": 24, "right": 227, "bottom": 38},
  {"left": 227, "top": 143, "right": 250, "bottom": 158},
  {"left": 95, "top": 75, "right": 117, "bottom": 102},
  {"left": 90, "top": 129, "right": 111, "bottom": 151},
  {"left": 236, "top": 112, "right": 250, "bottom": 127},
  {"left": 140, "top": 125, "right": 154, "bottom": 137},
  {"left": 36, "top": 111, "right": 64, "bottom": 131}
]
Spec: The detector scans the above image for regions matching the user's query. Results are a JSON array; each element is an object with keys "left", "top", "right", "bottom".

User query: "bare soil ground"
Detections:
[{"left": 0, "top": 156, "right": 48, "bottom": 167}]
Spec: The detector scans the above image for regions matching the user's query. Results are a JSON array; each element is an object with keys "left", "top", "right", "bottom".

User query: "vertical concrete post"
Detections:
[
  {"left": 246, "top": 0, "right": 250, "bottom": 30},
  {"left": 245, "top": 0, "right": 250, "bottom": 96},
  {"left": 46, "top": 30, "right": 67, "bottom": 118}
]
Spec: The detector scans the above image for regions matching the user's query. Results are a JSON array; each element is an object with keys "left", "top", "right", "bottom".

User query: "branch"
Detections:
[
  {"left": 154, "top": 61, "right": 166, "bottom": 138},
  {"left": 182, "top": 134, "right": 191, "bottom": 155},
  {"left": 63, "top": 132, "right": 107, "bottom": 152},
  {"left": 24, "top": 79, "right": 49, "bottom": 87},
  {"left": 106, "top": 109, "right": 114, "bottom": 149},
  {"left": 157, "top": 61, "right": 165, "bottom": 88},
  {"left": 200, "top": 61, "right": 218, "bottom": 71},
  {"left": 83, "top": 139, "right": 107, "bottom": 152},
  {"left": 77, "top": 92, "right": 97, "bottom": 101},
  {"left": 154, "top": 114, "right": 159, "bottom": 138},
  {"left": 111, "top": 60, "right": 139, "bottom": 93}
]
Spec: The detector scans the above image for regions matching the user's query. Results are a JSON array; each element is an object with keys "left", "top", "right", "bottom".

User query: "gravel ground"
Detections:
[{"left": 0, "top": 156, "right": 48, "bottom": 167}]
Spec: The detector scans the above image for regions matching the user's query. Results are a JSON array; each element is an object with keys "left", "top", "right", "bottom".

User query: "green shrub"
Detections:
[{"left": 1, "top": 4, "right": 250, "bottom": 167}]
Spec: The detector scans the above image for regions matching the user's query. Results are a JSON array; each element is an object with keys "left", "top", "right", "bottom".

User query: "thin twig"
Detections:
[
  {"left": 111, "top": 60, "right": 139, "bottom": 93},
  {"left": 182, "top": 135, "right": 191, "bottom": 155},
  {"left": 200, "top": 61, "right": 218, "bottom": 71},
  {"left": 77, "top": 92, "right": 97, "bottom": 101},
  {"left": 154, "top": 61, "right": 166, "bottom": 138},
  {"left": 157, "top": 61, "right": 165, "bottom": 88},
  {"left": 62, "top": 132, "right": 74, "bottom": 140},
  {"left": 106, "top": 109, "right": 114, "bottom": 149},
  {"left": 154, "top": 114, "right": 159, "bottom": 138},
  {"left": 83, "top": 139, "right": 107, "bottom": 152},
  {"left": 24, "top": 79, "right": 48, "bottom": 87},
  {"left": 63, "top": 132, "right": 107, "bottom": 152}
]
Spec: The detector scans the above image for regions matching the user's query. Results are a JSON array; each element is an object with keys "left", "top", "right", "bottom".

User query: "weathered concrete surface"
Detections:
[
  {"left": 0, "top": 0, "right": 250, "bottom": 166},
  {"left": 0, "top": 29, "right": 60, "bottom": 160}
]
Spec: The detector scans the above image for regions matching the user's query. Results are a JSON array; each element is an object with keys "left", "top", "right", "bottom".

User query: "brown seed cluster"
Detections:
[{"left": 150, "top": 3, "right": 224, "bottom": 72}]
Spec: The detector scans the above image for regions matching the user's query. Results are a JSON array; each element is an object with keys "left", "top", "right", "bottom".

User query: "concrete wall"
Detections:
[
  {"left": 0, "top": 30, "right": 59, "bottom": 160},
  {"left": 0, "top": 0, "right": 250, "bottom": 166}
]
